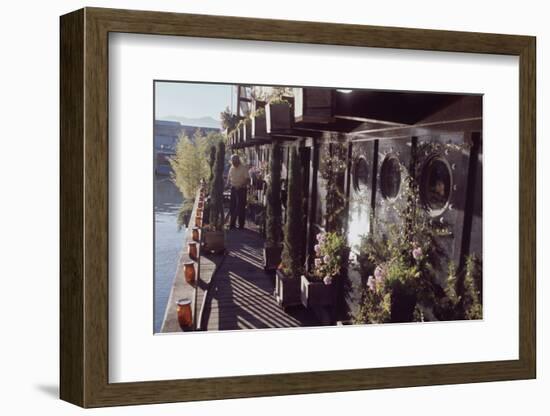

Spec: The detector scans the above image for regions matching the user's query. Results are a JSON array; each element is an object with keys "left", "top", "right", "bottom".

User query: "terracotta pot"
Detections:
[
  {"left": 187, "top": 242, "right": 198, "bottom": 261},
  {"left": 195, "top": 215, "right": 203, "bottom": 227},
  {"left": 191, "top": 227, "right": 200, "bottom": 242},
  {"left": 176, "top": 298, "right": 193, "bottom": 331},
  {"left": 183, "top": 261, "right": 196, "bottom": 286}
]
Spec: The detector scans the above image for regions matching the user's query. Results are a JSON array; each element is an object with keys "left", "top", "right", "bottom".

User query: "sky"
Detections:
[{"left": 154, "top": 81, "right": 233, "bottom": 125}]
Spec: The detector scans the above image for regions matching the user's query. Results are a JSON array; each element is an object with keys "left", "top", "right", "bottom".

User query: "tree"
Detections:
[
  {"left": 209, "top": 140, "right": 226, "bottom": 231},
  {"left": 265, "top": 142, "right": 282, "bottom": 246},
  {"left": 208, "top": 145, "right": 216, "bottom": 183},
  {"left": 281, "top": 146, "right": 304, "bottom": 277},
  {"left": 169, "top": 133, "right": 209, "bottom": 199},
  {"left": 169, "top": 130, "right": 224, "bottom": 199}
]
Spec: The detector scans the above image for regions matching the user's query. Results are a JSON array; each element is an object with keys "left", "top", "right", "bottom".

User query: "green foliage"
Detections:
[
  {"left": 220, "top": 106, "right": 240, "bottom": 131},
  {"left": 310, "top": 231, "right": 348, "bottom": 284},
  {"left": 267, "top": 86, "right": 293, "bottom": 103},
  {"left": 321, "top": 143, "right": 348, "bottom": 232},
  {"left": 208, "top": 140, "right": 226, "bottom": 231},
  {"left": 354, "top": 175, "right": 483, "bottom": 324},
  {"left": 354, "top": 176, "right": 443, "bottom": 324},
  {"left": 440, "top": 254, "right": 483, "bottom": 320},
  {"left": 269, "top": 97, "right": 292, "bottom": 106},
  {"left": 208, "top": 145, "right": 216, "bottom": 183},
  {"left": 253, "top": 107, "right": 266, "bottom": 117},
  {"left": 281, "top": 146, "right": 304, "bottom": 277},
  {"left": 265, "top": 142, "right": 283, "bottom": 246},
  {"left": 169, "top": 134, "right": 208, "bottom": 199},
  {"left": 176, "top": 199, "right": 195, "bottom": 231},
  {"left": 170, "top": 130, "right": 223, "bottom": 199},
  {"left": 464, "top": 254, "right": 483, "bottom": 319},
  {"left": 355, "top": 284, "right": 392, "bottom": 324}
]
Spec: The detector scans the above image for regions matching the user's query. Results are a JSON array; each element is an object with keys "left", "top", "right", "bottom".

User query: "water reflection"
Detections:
[
  {"left": 154, "top": 176, "right": 184, "bottom": 333},
  {"left": 155, "top": 176, "right": 183, "bottom": 214}
]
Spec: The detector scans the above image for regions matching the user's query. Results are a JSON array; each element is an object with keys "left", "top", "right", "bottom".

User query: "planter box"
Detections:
[
  {"left": 251, "top": 113, "right": 268, "bottom": 139},
  {"left": 300, "top": 275, "right": 335, "bottom": 308},
  {"left": 390, "top": 285, "right": 417, "bottom": 323},
  {"left": 275, "top": 269, "right": 302, "bottom": 309},
  {"left": 294, "top": 87, "right": 335, "bottom": 124},
  {"left": 263, "top": 243, "right": 282, "bottom": 271},
  {"left": 266, "top": 102, "right": 292, "bottom": 133},
  {"left": 202, "top": 230, "right": 225, "bottom": 254}
]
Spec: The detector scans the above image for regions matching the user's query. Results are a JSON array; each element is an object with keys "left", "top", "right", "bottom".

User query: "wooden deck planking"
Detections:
[{"left": 202, "top": 227, "right": 316, "bottom": 331}]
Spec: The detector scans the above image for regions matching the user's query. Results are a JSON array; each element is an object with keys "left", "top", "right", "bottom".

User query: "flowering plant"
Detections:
[
  {"left": 309, "top": 231, "right": 348, "bottom": 285},
  {"left": 354, "top": 176, "right": 443, "bottom": 324}
]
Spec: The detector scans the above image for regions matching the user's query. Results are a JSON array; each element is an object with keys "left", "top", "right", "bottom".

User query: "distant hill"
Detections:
[{"left": 159, "top": 115, "right": 221, "bottom": 129}]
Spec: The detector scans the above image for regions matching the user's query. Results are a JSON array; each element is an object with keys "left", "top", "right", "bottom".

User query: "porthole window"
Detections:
[
  {"left": 421, "top": 156, "right": 452, "bottom": 214},
  {"left": 380, "top": 155, "right": 401, "bottom": 199},
  {"left": 353, "top": 157, "right": 369, "bottom": 191}
]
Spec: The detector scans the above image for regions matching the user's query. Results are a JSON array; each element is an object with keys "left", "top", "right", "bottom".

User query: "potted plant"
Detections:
[
  {"left": 263, "top": 142, "right": 283, "bottom": 270},
  {"left": 353, "top": 177, "right": 448, "bottom": 324},
  {"left": 266, "top": 97, "right": 293, "bottom": 134},
  {"left": 202, "top": 140, "right": 225, "bottom": 254},
  {"left": 275, "top": 146, "right": 304, "bottom": 308},
  {"left": 301, "top": 231, "right": 347, "bottom": 308}
]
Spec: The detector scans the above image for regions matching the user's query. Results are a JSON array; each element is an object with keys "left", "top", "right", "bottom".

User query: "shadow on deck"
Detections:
[{"left": 201, "top": 228, "right": 317, "bottom": 331}]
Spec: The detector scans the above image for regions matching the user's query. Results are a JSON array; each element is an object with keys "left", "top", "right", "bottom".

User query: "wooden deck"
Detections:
[{"left": 201, "top": 227, "right": 316, "bottom": 331}]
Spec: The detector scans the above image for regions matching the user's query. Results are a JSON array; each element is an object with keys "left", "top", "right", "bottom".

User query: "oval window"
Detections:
[
  {"left": 421, "top": 156, "right": 452, "bottom": 213},
  {"left": 380, "top": 155, "right": 401, "bottom": 199},
  {"left": 353, "top": 157, "right": 369, "bottom": 191}
]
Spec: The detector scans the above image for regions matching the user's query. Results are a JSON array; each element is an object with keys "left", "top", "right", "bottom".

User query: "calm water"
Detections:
[{"left": 154, "top": 176, "right": 184, "bottom": 333}]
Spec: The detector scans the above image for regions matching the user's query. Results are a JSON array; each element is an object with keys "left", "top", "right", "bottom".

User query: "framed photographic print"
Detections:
[{"left": 60, "top": 7, "right": 536, "bottom": 408}]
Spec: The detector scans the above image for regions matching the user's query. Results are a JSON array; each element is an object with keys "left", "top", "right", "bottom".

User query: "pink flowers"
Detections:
[
  {"left": 368, "top": 265, "right": 387, "bottom": 292},
  {"left": 412, "top": 245, "right": 423, "bottom": 260},
  {"left": 367, "top": 275, "right": 376, "bottom": 291},
  {"left": 374, "top": 265, "right": 385, "bottom": 281},
  {"left": 323, "top": 275, "right": 333, "bottom": 285},
  {"left": 316, "top": 232, "right": 326, "bottom": 243},
  {"left": 310, "top": 231, "right": 347, "bottom": 284}
]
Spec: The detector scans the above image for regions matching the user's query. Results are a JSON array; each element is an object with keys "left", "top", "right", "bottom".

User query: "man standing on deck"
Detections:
[{"left": 226, "top": 154, "right": 250, "bottom": 229}]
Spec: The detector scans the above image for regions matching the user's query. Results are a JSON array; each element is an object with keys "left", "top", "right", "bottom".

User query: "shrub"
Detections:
[
  {"left": 208, "top": 141, "right": 225, "bottom": 231},
  {"left": 439, "top": 254, "right": 483, "bottom": 320},
  {"left": 281, "top": 146, "right": 304, "bottom": 277},
  {"left": 354, "top": 176, "right": 443, "bottom": 323},
  {"left": 265, "top": 142, "right": 283, "bottom": 246}
]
